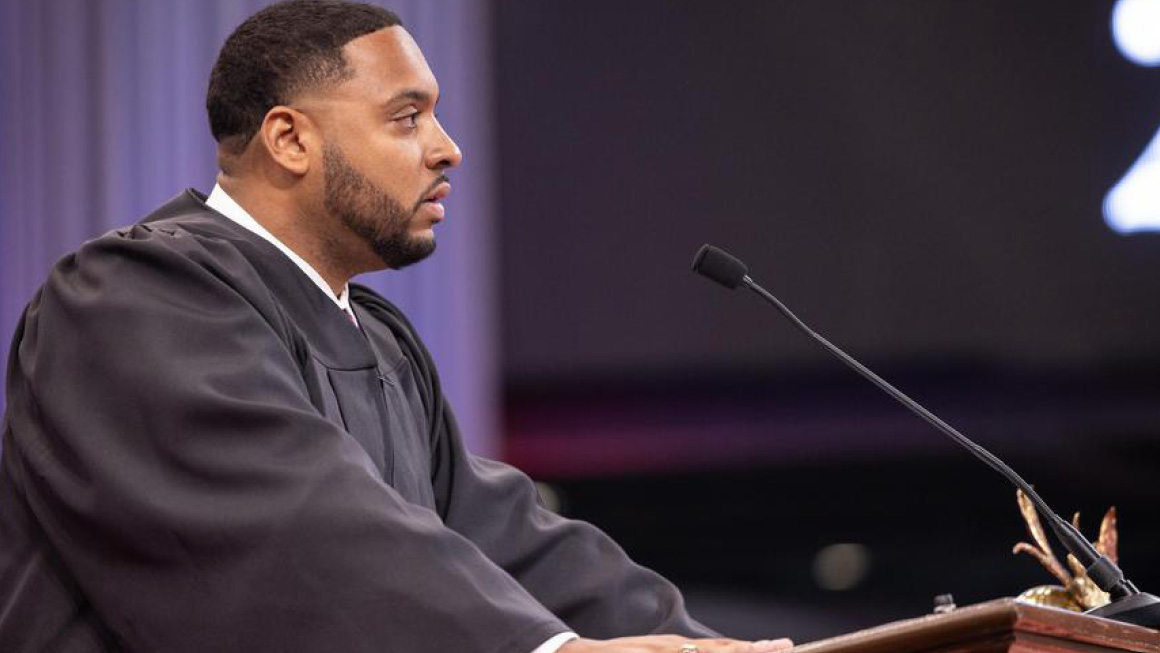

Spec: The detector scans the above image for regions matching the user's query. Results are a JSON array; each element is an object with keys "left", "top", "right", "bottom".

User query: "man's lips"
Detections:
[
  {"left": 416, "top": 180, "right": 450, "bottom": 222},
  {"left": 424, "top": 182, "right": 451, "bottom": 202}
]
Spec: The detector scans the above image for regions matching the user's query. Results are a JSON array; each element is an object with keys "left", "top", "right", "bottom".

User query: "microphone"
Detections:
[
  {"left": 691, "top": 245, "right": 748, "bottom": 289},
  {"left": 692, "top": 243, "right": 1160, "bottom": 628}
]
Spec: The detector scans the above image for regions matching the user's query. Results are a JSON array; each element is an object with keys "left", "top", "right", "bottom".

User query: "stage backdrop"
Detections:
[
  {"left": 496, "top": 0, "right": 1160, "bottom": 384},
  {"left": 0, "top": 0, "right": 500, "bottom": 455}
]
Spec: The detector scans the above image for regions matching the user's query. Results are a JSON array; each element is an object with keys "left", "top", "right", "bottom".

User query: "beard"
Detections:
[{"left": 323, "top": 142, "right": 437, "bottom": 270}]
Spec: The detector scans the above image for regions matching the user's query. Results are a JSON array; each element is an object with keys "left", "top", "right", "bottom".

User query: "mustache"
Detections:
[{"left": 413, "top": 175, "right": 451, "bottom": 211}]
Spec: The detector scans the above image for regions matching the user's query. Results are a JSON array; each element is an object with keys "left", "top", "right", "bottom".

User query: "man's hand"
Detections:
[{"left": 559, "top": 635, "right": 793, "bottom": 653}]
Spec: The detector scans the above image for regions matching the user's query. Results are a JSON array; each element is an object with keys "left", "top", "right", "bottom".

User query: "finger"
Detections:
[
  {"left": 752, "top": 638, "right": 794, "bottom": 652},
  {"left": 686, "top": 637, "right": 763, "bottom": 653}
]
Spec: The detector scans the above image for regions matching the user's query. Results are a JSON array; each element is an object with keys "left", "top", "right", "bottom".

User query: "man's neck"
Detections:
[{"left": 216, "top": 174, "right": 353, "bottom": 296}]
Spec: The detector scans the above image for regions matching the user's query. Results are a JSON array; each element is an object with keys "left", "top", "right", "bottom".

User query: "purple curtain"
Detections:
[{"left": 0, "top": 0, "right": 500, "bottom": 456}]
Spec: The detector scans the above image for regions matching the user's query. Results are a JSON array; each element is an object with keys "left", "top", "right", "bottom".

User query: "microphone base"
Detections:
[{"left": 1087, "top": 592, "right": 1160, "bottom": 629}]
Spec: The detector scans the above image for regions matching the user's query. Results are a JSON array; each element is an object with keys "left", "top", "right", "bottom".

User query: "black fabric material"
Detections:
[{"left": 0, "top": 189, "right": 713, "bottom": 652}]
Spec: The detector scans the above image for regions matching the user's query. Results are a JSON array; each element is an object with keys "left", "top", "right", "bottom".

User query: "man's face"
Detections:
[
  {"left": 323, "top": 140, "right": 438, "bottom": 270},
  {"left": 306, "top": 26, "right": 461, "bottom": 269}
]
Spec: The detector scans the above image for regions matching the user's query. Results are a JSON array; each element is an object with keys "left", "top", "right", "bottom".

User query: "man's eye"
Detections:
[{"left": 398, "top": 112, "right": 420, "bottom": 129}]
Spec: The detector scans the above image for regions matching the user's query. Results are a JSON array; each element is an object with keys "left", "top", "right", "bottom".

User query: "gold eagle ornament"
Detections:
[{"left": 1012, "top": 489, "right": 1118, "bottom": 611}]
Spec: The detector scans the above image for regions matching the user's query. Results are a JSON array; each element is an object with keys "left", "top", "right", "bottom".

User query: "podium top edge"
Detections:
[{"left": 793, "top": 597, "right": 1160, "bottom": 653}]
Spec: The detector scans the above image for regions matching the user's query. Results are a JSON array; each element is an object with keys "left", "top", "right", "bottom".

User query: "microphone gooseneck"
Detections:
[{"left": 692, "top": 243, "right": 1160, "bottom": 629}]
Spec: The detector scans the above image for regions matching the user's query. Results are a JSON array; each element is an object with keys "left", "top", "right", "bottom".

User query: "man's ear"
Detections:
[{"left": 258, "top": 106, "right": 314, "bottom": 176}]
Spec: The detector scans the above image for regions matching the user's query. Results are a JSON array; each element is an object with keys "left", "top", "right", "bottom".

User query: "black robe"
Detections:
[{"left": 0, "top": 190, "right": 712, "bottom": 652}]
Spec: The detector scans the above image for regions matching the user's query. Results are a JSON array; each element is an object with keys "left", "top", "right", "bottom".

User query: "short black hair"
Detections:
[{"left": 206, "top": 0, "right": 402, "bottom": 154}]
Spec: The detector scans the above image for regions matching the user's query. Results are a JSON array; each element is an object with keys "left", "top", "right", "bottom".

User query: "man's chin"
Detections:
[{"left": 374, "top": 234, "right": 436, "bottom": 270}]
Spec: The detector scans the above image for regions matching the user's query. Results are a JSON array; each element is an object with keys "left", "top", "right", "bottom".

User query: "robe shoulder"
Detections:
[{"left": 42, "top": 216, "right": 291, "bottom": 328}]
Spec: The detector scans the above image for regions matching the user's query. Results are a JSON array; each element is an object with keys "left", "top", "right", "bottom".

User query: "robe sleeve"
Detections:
[
  {"left": 4, "top": 226, "right": 568, "bottom": 652},
  {"left": 420, "top": 364, "right": 717, "bottom": 639}
]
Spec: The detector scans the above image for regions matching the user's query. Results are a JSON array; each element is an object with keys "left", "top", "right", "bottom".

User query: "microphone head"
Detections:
[{"left": 692, "top": 244, "right": 748, "bottom": 289}]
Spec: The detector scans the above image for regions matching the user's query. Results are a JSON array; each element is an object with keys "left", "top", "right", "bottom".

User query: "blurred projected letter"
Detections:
[{"left": 1105, "top": 0, "right": 1160, "bottom": 234}]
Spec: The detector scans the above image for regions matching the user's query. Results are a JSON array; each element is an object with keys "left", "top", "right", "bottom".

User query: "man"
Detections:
[{"left": 0, "top": 2, "right": 792, "bottom": 651}]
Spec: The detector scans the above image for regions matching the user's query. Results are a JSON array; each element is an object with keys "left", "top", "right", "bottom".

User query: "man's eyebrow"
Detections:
[{"left": 385, "top": 89, "right": 434, "bottom": 107}]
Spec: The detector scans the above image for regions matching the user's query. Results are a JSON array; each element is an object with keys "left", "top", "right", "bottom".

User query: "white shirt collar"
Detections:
[{"left": 206, "top": 183, "right": 354, "bottom": 317}]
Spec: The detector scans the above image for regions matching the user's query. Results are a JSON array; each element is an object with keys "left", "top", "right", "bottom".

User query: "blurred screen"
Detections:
[{"left": 496, "top": 0, "right": 1160, "bottom": 383}]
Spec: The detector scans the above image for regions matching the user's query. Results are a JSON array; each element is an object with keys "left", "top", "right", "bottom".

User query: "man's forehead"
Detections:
[{"left": 339, "top": 26, "right": 438, "bottom": 101}]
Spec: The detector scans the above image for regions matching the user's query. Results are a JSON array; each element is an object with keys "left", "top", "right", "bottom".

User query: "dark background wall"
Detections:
[
  {"left": 493, "top": 0, "right": 1160, "bottom": 643},
  {"left": 497, "top": 0, "right": 1160, "bottom": 380}
]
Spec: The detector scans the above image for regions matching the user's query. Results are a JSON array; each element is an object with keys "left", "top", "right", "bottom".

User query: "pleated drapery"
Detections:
[{"left": 0, "top": 0, "right": 500, "bottom": 456}]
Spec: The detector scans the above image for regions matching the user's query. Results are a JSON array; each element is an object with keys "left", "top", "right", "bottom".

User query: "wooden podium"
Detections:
[{"left": 794, "top": 598, "right": 1160, "bottom": 653}]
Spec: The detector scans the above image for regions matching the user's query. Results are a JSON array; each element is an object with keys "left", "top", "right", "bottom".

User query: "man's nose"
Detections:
[{"left": 427, "top": 118, "right": 463, "bottom": 170}]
